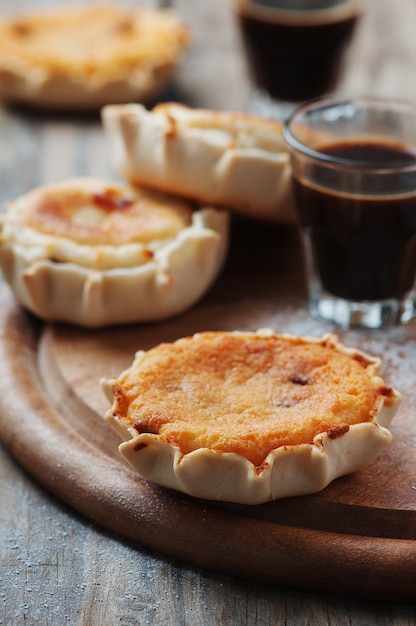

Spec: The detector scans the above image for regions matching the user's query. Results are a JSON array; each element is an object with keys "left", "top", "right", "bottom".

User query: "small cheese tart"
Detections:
[
  {"left": 101, "top": 329, "right": 401, "bottom": 505},
  {"left": 102, "top": 102, "right": 296, "bottom": 223},
  {"left": 0, "top": 5, "right": 190, "bottom": 110},
  {"left": 0, "top": 178, "right": 229, "bottom": 327}
]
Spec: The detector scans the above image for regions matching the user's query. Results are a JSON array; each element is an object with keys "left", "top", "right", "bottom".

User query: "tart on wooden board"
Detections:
[{"left": 102, "top": 329, "right": 401, "bottom": 505}]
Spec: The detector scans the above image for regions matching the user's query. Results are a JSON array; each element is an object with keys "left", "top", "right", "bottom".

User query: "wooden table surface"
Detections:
[{"left": 1, "top": 0, "right": 416, "bottom": 624}]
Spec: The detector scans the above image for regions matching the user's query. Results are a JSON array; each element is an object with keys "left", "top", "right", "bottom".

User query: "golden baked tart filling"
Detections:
[
  {"left": 101, "top": 330, "right": 401, "bottom": 504},
  {"left": 0, "top": 178, "right": 229, "bottom": 327},
  {"left": 0, "top": 5, "right": 190, "bottom": 109},
  {"left": 9, "top": 178, "right": 193, "bottom": 265}
]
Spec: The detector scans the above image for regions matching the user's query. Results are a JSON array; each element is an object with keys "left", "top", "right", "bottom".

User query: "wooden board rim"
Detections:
[{"left": 0, "top": 286, "right": 416, "bottom": 603}]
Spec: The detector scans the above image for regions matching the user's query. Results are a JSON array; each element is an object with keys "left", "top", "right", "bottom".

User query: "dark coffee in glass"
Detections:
[
  {"left": 294, "top": 140, "right": 416, "bottom": 302},
  {"left": 235, "top": 0, "right": 362, "bottom": 118},
  {"left": 284, "top": 98, "right": 416, "bottom": 330}
]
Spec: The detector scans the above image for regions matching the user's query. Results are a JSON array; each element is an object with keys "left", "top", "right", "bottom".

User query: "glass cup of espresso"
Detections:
[
  {"left": 234, "top": 0, "right": 363, "bottom": 120},
  {"left": 283, "top": 97, "right": 416, "bottom": 330}
]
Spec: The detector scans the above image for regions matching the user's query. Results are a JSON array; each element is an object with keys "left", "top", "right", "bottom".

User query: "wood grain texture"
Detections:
[{"left": 2, "top": 0, "right": 416, "bottom": 623}]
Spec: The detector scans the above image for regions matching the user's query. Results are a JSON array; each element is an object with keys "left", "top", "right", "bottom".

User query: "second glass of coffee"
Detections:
[{"left": 234, "top": 0, "right": 363, "bottom": 120}]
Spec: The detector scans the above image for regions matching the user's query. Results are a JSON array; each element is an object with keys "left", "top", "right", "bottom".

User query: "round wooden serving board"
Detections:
[{"left": 0, "top": 220, "right": 416, "bottom": 602}]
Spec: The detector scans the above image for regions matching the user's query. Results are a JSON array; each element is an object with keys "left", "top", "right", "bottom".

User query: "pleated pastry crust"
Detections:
[
  {"left": 0, "top": 178, "right": 229, "bottom": 327},
  {"left": 0, "top": 5, "right": 190, "bottom": 110},
  {"left": 102, "top": 102, "right": 296, "bottom": 223},
  {"left": 101, "top": 329, "right": 401, "bottom": 504}
]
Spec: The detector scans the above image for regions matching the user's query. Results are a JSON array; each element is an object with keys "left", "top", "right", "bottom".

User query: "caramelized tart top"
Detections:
[{"left": 111, "top": 330, "right": 395, "bottom": 467}]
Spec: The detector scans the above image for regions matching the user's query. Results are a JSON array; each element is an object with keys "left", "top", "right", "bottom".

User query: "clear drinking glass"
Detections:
[
  {"left": 283, "top": 97, "right": 416, "bottom": 330},
  {"left": 233, "top": 0, "right": 363, "bottom": 120}
]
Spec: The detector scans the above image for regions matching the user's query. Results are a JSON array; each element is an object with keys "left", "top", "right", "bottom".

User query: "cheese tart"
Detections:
[
  {"left": 102, "top": 102, "right": 296, "bottom": 223},
  {"left": 101, "top": 329, "right": 401, "bottom": 504},
  {"left": 0, "top": 178, "right": 229, "bottom": 327},
  {"left": 0, "top": 5, "right": 190, "bottom": 110}
]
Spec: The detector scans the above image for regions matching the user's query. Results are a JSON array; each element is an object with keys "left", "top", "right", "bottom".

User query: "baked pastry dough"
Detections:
[
  {"left": 0, "top": 178, "right": 229, "bottom": 327},
  {"left": 101, "top": 329, "right": 401, "bottom": 504},
  {"left": 102, "top": 102, "right": 296, "bottom": 223},
  {"left": 0, "top": 5, "right": 190, "bottom": 110}
]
